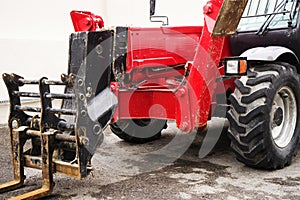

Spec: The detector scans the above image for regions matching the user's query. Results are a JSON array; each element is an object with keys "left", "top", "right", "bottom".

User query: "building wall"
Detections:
[
  {"left": 106, "top": 0, "right": 204, "bottom": 26},
  {"left": 0, "top": 0, "right": 206, "bottom": 101},
  {"left": 0, "top": 0, "right": 107, "bottom": 101}
]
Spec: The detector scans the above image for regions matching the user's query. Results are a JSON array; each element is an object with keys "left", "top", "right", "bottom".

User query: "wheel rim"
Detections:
[{"left": 271, "top": 86, "right": 297, "bottom": 148}]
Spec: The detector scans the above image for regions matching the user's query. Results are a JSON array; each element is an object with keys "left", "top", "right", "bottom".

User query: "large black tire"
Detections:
[
  {"left": 110, "top": 119, "right": 167, "bottom": 143},
  {"left": 228, "top": 63, "right": 300, "bottom": 169}
]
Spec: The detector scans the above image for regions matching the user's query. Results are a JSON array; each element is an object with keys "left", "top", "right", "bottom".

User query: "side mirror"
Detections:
[{"left": 150, "top": 0, "right": 156, "bottom": 16}]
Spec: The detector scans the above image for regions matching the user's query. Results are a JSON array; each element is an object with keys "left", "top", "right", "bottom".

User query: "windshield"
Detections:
[{"left": 237, "top": 0, "right": 300, "bottom": 33}]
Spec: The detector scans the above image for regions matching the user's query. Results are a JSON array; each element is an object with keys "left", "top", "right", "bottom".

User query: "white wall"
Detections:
[
  {"left": 0, "top": 0, "right": 206, "bottom": 101},
  {"left": 0, "top": 0, "right": 106, "bottom": 40},
  {"left": 0, "top": 0, "right": 107, "bottom": 101},
  {"left": 106, "top": 0, "right": 205, "bottom": 26}
]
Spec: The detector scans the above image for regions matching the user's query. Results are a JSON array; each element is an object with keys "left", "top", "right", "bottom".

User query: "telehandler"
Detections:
[{"left": 1, "top": 0, "right": 300, "bottom": 199}]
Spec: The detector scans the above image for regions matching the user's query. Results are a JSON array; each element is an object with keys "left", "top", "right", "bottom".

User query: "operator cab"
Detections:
[
  {"left": 230, "top": 0, "right": 300, "bottom": 62},
  {"left": 238, "top": 0, "right": 299, "bottom": 34}
]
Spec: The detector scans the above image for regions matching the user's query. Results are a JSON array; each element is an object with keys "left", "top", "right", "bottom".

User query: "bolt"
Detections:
[
  {"left": 86, "top": 87, "right": 93, "bottom": 98},
  {"left": 78, "top": 79, "right": 84, "bottom": 86},
  {"left": 79, "top": 93, "right": 85, "bottom": 101},
  {"left": 80, "top": 137, "right": 89, "bottom": 146},
  {"left": 93, "top": 124, "right": 102, "bottom": 135},
  {"left": 81, "top": 110, "right": 87, "bottom": 117}
]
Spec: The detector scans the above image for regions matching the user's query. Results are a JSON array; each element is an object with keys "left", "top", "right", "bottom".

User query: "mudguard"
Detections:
[{"left": 240, "top": 46, "right": 299, "bottom": 64}]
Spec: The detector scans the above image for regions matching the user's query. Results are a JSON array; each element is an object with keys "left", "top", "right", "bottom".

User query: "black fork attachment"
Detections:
[{"left": 0, "top": 31, "right": 117, "bottom": 199}]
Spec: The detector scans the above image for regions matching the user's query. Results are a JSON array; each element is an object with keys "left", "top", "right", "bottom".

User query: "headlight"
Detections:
[{"left": 224, "top": 57, "right": 247, "bottom": 76}]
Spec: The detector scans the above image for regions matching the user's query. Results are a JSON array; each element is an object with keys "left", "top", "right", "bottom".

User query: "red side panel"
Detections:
[
  {"left": 126, "top": 26, "right": 202, "bottom": 72},
  {"left": 112, "top": 0, "right": 236, "bottom": 132}
]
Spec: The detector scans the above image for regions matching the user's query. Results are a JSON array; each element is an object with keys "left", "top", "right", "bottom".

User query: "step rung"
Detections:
[
  {"left": 43, "top": 80, "right": 66, "bottom": 85},
  {"left": 15, "top": 105, "right": 41, "bottom": 112},
  {"left": 13, "top": 91, "right": 40, "bottom": 98},
  {"left": 46, "top": 108, "right": 76, "bottom": 115},
  {"left": 18, "top": 79, "right": 67, "bottom": 86},
  {"left": 55, "top": 134, "right": 76, "bottom": 143},
  {"left": 45, "top": 93, "right": 75, "bottom": 99},
  {"left": 26, "top": 130, "right": 76, "bottom": 143},
  {"left": 18, "top": 79, "right": 39, "bottom": 85}
]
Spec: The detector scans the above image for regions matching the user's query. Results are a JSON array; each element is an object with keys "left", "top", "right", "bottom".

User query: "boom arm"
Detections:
[{"left": 213, "top": 0, "right": 249, "bottom": 36}]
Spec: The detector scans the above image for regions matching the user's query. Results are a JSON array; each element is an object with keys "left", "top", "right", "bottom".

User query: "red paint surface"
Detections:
[
  {"left": 70, "top": 11, "right": 104, "bottom": 32},
  {"left": 72, "top": 0, "right": 236, "bottom": 133}
]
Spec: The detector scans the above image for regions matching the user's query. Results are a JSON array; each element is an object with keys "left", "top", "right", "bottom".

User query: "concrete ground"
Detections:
[{"left": 0, "top": 104, "right": 300, "bottom": 199}]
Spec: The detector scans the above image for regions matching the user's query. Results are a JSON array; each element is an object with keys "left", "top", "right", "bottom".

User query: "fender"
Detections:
[{"left": 240, "top": 46, "right": 300, "bottom": 65}]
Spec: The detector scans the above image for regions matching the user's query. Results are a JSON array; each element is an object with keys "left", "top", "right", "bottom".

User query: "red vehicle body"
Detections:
[{"left": 72, "top": 1, "right": 234, "bottom": 133}]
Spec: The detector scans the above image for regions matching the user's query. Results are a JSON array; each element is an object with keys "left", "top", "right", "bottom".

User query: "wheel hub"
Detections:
[{"left": 271, "top": 86, "right": 297, "bottom": 148}]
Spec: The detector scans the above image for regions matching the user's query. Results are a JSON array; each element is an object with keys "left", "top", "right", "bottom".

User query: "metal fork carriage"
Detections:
[{"left": 0, "top": 31, "right": 115, "bottom": 199}]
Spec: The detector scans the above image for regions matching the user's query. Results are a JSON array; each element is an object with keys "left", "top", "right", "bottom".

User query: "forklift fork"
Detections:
[
  {"left": 0, "top": 127, "right": 26, "bottom": 194},
  {"left": 0, "top": 126, "right": 55, "bottom": 199}
]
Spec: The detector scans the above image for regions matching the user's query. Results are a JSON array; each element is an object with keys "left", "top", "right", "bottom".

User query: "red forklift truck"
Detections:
[{"left": 1, "top": 0, "right": 300, "bottom": 199}]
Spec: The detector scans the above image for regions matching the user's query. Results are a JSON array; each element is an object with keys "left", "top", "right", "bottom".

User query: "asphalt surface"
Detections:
[{"left": 1, "top": 119, "right": 300, "bottom": 200}]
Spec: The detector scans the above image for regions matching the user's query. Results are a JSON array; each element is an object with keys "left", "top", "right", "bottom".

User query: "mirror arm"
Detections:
[{"left": 150, "top": 15, "right": 169, "bottom": 26}]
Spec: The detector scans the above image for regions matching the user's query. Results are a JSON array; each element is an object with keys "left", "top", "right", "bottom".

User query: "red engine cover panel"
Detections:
[{"left": 126, "top": 26, "right": 202, "bottom": 72}]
